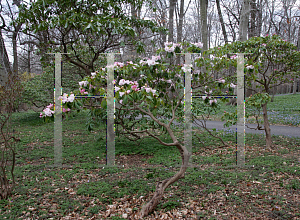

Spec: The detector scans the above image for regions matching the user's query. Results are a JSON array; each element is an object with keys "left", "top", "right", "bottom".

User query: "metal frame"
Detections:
[{"left": 51, "top": 52, "right": 246, "bottom": 168}]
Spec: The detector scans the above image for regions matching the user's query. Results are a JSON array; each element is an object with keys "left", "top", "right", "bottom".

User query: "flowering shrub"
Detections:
[{"left": 40, "top": 93, "right": 75, "bottom": 122}]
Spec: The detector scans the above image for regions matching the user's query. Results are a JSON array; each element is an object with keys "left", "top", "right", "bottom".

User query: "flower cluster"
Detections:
[
  {"left": 201, "top": 96, "right": 217, "bottom": 105},
  {"left": 164, "top": 42, "right": 182, "bottom": 53},
  {"left": 58, "top": 93, "right": 75, "bottom": 103},
  {"left": 40, "top": 103, "right": 55, "bottom": 118},
  {"left": 217, "top": 78, "right": 225, "bottom": 83},
  {"left": 191, "top": 42, "right": 204, "bottom": 48},
  {"left": 246, "top": 65, "right": 254, "bottom": 70},
  {"left": 39, "top": 93, "right": 75, "bottom": 118},
  {"left": 139, "top": 56, "right": 161, "bottom": 66},
  {"left": 181, "top": 64, "right": 192, "bottom": 73},
  {"left": 114, "top": 79, "right": 157, "bottom": 104}
]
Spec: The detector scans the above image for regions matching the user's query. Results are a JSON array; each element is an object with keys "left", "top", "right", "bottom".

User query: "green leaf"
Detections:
[{"left": 101, "top": 99, "right": 107, "bottom": 108}]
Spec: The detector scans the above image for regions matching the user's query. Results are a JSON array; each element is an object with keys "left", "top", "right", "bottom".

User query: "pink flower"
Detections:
[
  {"left": 63, "top": 108, "right": 66, "bottom": 113},
  {"left": 84, "top": 92, "right": 88, "bottom": 94},
  {"left": 119, "top": 100, "right": 123, "bottom": 104},
  {"left": 47, "top": 103, "right": 53, "bottom": 109}
]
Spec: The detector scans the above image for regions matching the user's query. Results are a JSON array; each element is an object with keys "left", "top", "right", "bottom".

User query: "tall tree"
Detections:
[
  {"left": 239, "top": 0, "right": 250, "bottom": 41},
  {"left": 18, "top": 0, "right": 164, "bottom": 76},
  {"left": 168, "top": 0, "right": 176, "bottom": 42},
  {"left": 200, "top": 0, "right": 208, "bottom": 51},
  {"left": 216, "top": 0, "right": 228, "bottom": 44}
]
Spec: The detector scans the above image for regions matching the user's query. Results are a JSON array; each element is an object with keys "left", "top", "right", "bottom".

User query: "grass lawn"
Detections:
[
  {"left": 0, "top": 108, "right": 299, "bottom": 219},
  {"left": 201, "top": 93, "right": 300, "bottom": 127}
]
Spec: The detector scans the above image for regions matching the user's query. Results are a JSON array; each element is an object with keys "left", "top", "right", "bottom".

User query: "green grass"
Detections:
[
  {"left": 202, "top": 93, "right": 300, "bottom": 127},
  {"left": 0, "top": 109, "right": 299, "bottom": 219}
]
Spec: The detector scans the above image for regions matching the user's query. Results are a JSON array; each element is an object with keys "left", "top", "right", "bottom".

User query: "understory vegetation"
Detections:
[{"left": 0, "top": 107, "right": 299, "bottom": 219}]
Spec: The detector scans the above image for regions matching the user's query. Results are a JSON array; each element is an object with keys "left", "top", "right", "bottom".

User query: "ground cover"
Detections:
[
  {"left": 0, "top": 110, "right": 299, "bottom": 219},
  {"left": 202, "top": 94, "right": 300, "bottom": 127}
]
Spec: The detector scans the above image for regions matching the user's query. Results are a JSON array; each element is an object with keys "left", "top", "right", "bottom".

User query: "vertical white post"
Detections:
[
  {"left": 237, "top": 53, "right": 245, "bottom": 166},
  {"left": 106, "top": 53, "right": 115, "bottom": 166},
  {"left": 54, "top": 53, "right": 62, "bottom": 167},
  {"left": 184, "top": 53, "right": 193, "bottom": 167}
]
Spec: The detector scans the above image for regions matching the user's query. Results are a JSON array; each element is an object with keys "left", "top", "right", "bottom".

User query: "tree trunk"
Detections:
[
  {"left": 295, "top": 26, "right": 300, "bottom": 94},
  {"left": 239, "top": 0, "right": 250, "bottom": 41},
  {"left": 138, "top": 144, "right": 191, "bottom": 217},
  {"left": 168, "top": 0, "right": 176, "bottom": 42},
  {"left": 177, "top": 0, "right": 184, "bottom": 43},
  {"left": 200, "top": 0, "right": 208, "bottom": 51},
  {"left": 262, "top": 103, "right": 272, "bottom": 148},
  {"left": 0, "top": 30, "right": 11, "bottom": 87},
  {"left": 216, "top": 0, "right": 228, "bottom": 44},
  {"left": 248, "top": 0, "right": 256, "bottom": 38}
]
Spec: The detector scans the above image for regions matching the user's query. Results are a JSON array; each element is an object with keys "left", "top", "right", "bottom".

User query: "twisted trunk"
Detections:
[
  {"left": 262, "top": 103, "right": 272, "bottom": 148},
  {"left": 138, "top": 143, "right": 191, "bottom": 217}
]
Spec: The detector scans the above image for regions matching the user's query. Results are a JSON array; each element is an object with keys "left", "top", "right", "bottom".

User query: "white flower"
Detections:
[
  {"left": 119, "top": 100, "right": 123, "bottom": 104},
  {"left": 139, "top": 60, "right": 147, "bottom": 65},
  {"left": 230, "top": 55, "right": 237, "bottom": 59},
  {"left": 115, "top": 86, "right": 121, "bottom": 92},
  {"left": 246, "top": 65, "right": 254, "bottom": 70},
  {"left": 209, "top": 99, "right": 217, "bottom": 105},
  {"left": 152, "top": 55, "right": 161, "bottom": 61},
  {"left": 119, "top": 92, "right": 125, "bottom": 97},
  {"left": 230, "top": 83, "right": 236, "bottom": 88},
  {"left": 191, "top": 42, "right": 203, "bottom": 48},
  {"left": 181, "top": 64, "right": 192, "bottom": 73},
  {"left": 79, "top": 81, "right": 89, "bottom": 87},
  {"left": 119, "top": 79, "right": 126, "bottom": 86},
  {"left": 164, "top": 42, "right": 173, "bottom": 47},
  {"left": 145, "top": 88, "right": 151, "bottom": 93},
  {"left": 202, "top": 96, "right": 206, "bottom": 100},
  {"left": 101, "top": 68, "right": 106, "bottom": 71},
  {"left": 217, "top": 78, "right": 225, "bottom": 83},
  {"left": 124, "top": 80, "right": 131, "bottom": 84},
  {"left": 151, "top": 89, "right": 156, "bottom": 94},
  {"left": 165, "top": 46, "right": 175, "bottom": 52},
  {"left": 166, "top": 80, "right": 172, "bottom": 83},
  {"left": 68, "top": 94, "right": 75, "bottom": 102},
  {"left": 126, "top": 90, "right": 130, "bottom": 94},
  {"left": 147, "top": 59, "right": 158, "bottom": 66},
  {"left": 91, "top": 72, "right": 96, "bottom": 77},
  {"left": 59, "top": 93, "right": 69, "bottom": 103}
]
